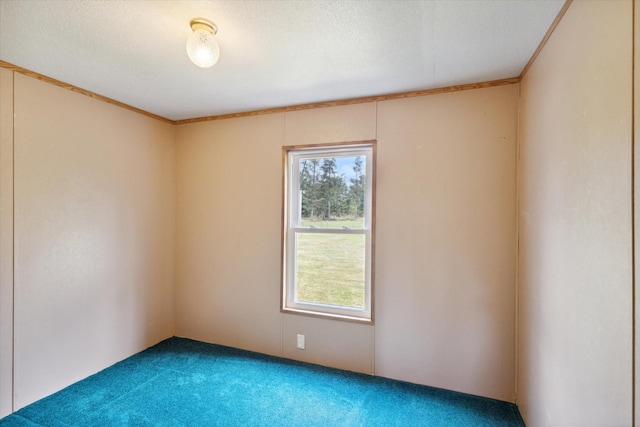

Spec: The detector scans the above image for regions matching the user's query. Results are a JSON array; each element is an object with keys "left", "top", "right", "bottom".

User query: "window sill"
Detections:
[{"left": 281, "top": 307, "right": 373, "bottom": 325}]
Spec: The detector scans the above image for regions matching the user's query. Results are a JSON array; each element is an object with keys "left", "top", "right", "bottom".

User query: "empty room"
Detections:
[{"left": 0, "top": 0, "right": 637, "bottom": 425}]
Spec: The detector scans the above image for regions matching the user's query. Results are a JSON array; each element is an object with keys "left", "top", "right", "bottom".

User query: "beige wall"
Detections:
[
  {"left": 376, "top": 85, "right": 517, "bottom": 401},
  {"left": 518, "top": 1, "right": 633, "bottom": 425},
  {"left": 174, "top": 86, "right": 518, "bottom": 401},
  {"left": 174, "top": 113, "right": 285, "bottom": 357},
  {"left": 1, "top": 73, "right": 176, "bottom": 410},
  {"left": 0, "top": 67, "right": 15, "bottom": 417},
  {"left": 2, "top": 69, "right": 518, "bottom": 415},
  {"left": 174, "top": 104, "right": 378, "bottom": 372}
]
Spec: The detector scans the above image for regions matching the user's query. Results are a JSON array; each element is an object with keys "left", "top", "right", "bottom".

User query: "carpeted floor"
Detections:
[{"left": 0, "top": 337, "right": 524, "bottom": 426}]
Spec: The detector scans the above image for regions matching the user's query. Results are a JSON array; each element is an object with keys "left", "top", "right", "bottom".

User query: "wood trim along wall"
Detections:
[
  {"left": 1, "top": 0, "right": 572, "bottom": 127},
  {"left": 0, "top": 61, "right": 174, "bottom": 125},
  {"left": 1, "top": 59, "right": 520, "bottom": 126},
  {"left": 519, "top": 0, "right": 573, "bottom": 80},
  {"left": 173, "top": 78, "right": 520, "bottom": 125}
]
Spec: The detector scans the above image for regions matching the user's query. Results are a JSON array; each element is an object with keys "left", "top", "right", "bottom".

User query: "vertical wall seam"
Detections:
[
  {"left": 11, "top": 69, "right": 16, "bottom": 413},
  {"left": 372, "top": 100, "right": 378, "bottom": 375},
  {"left": 280, "top": 111, "right": 286, "bottom": 358},
  {"left": 632, "top": 0, "right": 636, "bottom": 424},
  {"left": 172, "top": 124, "right": 177, "bottom": 338},
  {"left": 514, "top": 82, "right": 521, "bottom": 405}
]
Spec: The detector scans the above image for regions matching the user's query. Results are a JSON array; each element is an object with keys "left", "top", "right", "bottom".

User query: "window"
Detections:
[{"left": 282, "top": 141, "right": 375, "bottom": 323}]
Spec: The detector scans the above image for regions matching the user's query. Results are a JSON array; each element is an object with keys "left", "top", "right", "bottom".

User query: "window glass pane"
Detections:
[
  {"left": 295, "top": 233, "right": 365, "bottom": 309},
  {"left": 298, "top": 156, "right": 366, "bottom": 229}
]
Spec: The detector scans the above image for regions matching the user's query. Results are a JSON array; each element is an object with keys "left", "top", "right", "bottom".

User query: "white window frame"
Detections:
[{"left": 281, "top": 141, "right": 375, "bottom": 323}]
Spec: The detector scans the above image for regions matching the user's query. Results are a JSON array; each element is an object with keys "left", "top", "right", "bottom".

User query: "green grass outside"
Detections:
[
  {"left": 300, "top": 218, "right": 364, "bottom": 229},
  {"left": 295, "top": 219, "right": 365, "bottom": 308}
]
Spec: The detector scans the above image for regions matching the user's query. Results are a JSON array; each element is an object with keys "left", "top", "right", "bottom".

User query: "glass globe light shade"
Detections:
[{"left": 186, "top": 23, "right": 220, "bottom": 68}]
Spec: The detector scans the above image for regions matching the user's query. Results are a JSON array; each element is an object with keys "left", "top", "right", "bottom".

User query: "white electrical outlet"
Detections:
[{"left": 296, "top": 334, "right": 305, "bottom": 350}]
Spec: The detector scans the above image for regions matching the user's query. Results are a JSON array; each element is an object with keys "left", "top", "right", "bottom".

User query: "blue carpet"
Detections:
[{"left": 0, "top": 337, "right": 524, "bottom": 426}]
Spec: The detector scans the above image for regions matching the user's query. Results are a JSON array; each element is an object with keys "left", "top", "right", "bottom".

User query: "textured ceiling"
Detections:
[{"left": 0, "top": 0, "right": 566, "bottom": 121}]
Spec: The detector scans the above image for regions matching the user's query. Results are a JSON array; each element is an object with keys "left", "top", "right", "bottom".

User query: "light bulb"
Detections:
[{"left": 186, "top": 18, "right": 220, "bottom": 68}]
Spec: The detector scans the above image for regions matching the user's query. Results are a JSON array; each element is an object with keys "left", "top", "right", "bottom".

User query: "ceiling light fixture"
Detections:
[{"left": 186, "top": 18, "right": 220, "bottom": 68}]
